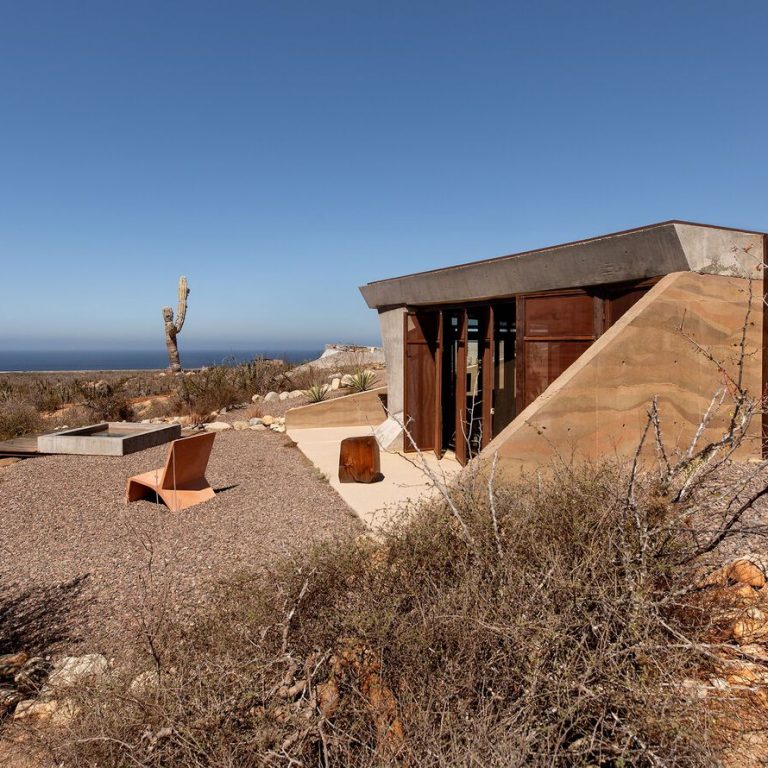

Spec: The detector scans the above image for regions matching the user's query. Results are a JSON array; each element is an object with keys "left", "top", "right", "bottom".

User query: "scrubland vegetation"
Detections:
[
  {"left": 0, "top": 356, "right": 376, "bottom": 439},
  {"left": 11, "top": 446, "right": 764, "bottom": 766}
]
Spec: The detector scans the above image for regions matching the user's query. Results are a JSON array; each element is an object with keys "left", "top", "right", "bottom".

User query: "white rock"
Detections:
[
  {"left": 232, "top": 421, "right": 250, "bottom": 431},
  {"left": 278, "top": 391, "right": 289, "bottom": 401},
  {"left": 273, "top": 424, "right": 286, "bottom": 433},
  {"left": 129, "top": 669, "right": 160, "bottom": 697},
  {"left": 205, "top": 421, "right": 232, "bottom": 432},
  {"left": 330, "top": 378, "right": 341, "bottom": 390},
  {"left": 249, "top": 417, "right": 263, "bottom": 426},
  {"left": 140, "top": 419, "right": 151, "bottom": 425},
  {"left": 264, "top": 391, "right": 279, "bottom": 402},
  {"left": 48, "top": 654, "right": 108, "bottom": 689},
  {"left": 14, "top": 698, "right": 78, "bottom": 724},
  {"left": 251, "top": 394, "right": 263, "bottom": 403},
  {"left": 288, "top": 390, "right": 304, "bottom": 399}
]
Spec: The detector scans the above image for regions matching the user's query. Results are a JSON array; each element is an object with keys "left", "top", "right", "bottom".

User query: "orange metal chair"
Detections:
[{"left": 125, "top": 432, "right": 216, "bottom": 512}]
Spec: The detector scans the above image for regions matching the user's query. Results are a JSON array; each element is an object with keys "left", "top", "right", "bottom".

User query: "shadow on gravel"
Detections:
[
  {"left": 214, "top": 484, "right": 238, "bottom": 494},
  {"left": 0, "top": 574, "right": 91, "bottom": 654}
]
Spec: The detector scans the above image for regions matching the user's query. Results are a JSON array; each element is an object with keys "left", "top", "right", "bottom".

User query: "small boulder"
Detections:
[
  {"left": 249, "top": 417, "right": 263, "bottom": 426},
  {"left": 13, "top": 697, "right": 78, "bottom": 725},
  {"left": 264, "top": 392, "right": 279, "bottom": 402},
  {"left": 279, "top": 392, "right": 289, "bottom": 401},
  {"left": 251, "top": 394, "right": 263, "bottom": 403},
  {"left": 330, "top": 378, "right": 341, "bottom": 390},
  {"left": 232, "top": 421, "right": 250, "bottom": 431},
  {"left": 732, "top": 607, "right": 768, "bottom": 644},
  {"left": 261, "top": 415, "right": 275, "bottom": 426},
  {"left": 729, "top": 558, "right": 766, "bottom": 589},
  {"left": 129, "top": 669, "right": 160, "bottom": 697},
  {"left": 48, "top": 654, "right": 108, "bottom": 689},
  {"left": 288, "top": 390, "right": 304, "bottom": 399},
  {"left": 0, "top": 652, "right": 28, "bottom": 681},
  {"left": 205, "top": 422, "right": 232, "bottom": 432}
]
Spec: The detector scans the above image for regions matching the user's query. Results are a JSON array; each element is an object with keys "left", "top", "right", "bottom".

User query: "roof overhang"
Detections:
[{"left": 359, "top": 220, "right": 765, "bottom": 309}]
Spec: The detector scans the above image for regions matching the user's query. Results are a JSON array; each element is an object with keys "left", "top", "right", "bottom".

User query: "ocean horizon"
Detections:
[{"left": 0, "top": 348, "right": 323, "bottom": 372}]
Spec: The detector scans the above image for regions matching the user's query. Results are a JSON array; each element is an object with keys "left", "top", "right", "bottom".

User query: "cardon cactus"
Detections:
[{"left": 162, "top": 276, "right": 189, "bottom": 373}]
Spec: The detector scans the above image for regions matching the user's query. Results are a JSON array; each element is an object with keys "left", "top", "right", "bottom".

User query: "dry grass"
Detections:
[{"left": 37, "top": 460, "right": 750, "bottom": 767}]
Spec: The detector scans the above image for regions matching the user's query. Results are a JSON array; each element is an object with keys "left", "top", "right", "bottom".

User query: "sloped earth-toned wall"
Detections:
[
  {"left": 482, "top": 272, "right": 763, "bottom": 473},
  {"left": 285, "top": 387, "right": 388, "bottom": 430}
]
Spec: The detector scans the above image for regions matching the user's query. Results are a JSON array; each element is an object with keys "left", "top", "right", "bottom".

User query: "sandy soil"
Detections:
[{"left": 0, "top": 429, "right": 362, "bottom": 658}]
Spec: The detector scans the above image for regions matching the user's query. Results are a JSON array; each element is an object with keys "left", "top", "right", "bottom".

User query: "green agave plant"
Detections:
[
  {"left": 348, "top": 370, "right": 377, "bottom": 393},
  {"left": 305, "top": 383, "right": 331, "bottom": 403}
]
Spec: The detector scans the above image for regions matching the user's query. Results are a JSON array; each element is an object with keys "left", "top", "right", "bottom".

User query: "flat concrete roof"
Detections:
[{"left": 359, "top": 220, "right": 767, "bottom": 309}]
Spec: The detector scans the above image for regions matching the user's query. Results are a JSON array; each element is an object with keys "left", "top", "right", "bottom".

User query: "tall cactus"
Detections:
[{"left": 162, "top": 276, "right": 190, "bottom": 373}]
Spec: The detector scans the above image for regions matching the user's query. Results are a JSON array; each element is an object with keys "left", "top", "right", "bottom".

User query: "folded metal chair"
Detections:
[{"left": 125, "top": 432, "right": 216, "bottom": 512}]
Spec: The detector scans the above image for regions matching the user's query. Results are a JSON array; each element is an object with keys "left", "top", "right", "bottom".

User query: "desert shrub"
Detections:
[
  {"left": 305, "top": 383, "right": 331, "bottom": 403},
  {"left": 285, "top": 363, "right": 327, "bottom": 391},
  {"left": 29, "top": 379, "right": 77, "bottom": 412},
  {"left": 0, "top": 397, "right": 41, "bottom": 439},
  {"left": 347, "top": 369, "right": 377, "bottom": 392},
  {"left": 50, "top": 461, "right": 735, "bottom": 767},
  {"left": 173, "top": 365, "right": 238, "bottom": 417},
  {"left": 75, "top": 380, "right": 134, "bottom": 422},
  {"left": 230, "top": 357, "right": 290, "bottom": 398}
]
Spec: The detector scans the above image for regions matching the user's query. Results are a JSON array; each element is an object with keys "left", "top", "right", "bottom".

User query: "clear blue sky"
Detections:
[{"left": 2, "top": 0, "right": 767, "bottom": 351}]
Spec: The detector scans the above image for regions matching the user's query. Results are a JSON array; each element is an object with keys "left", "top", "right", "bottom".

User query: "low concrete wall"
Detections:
[
  {"left": 482, "top": 272, "right": 763, "bottom": 473},
  {"left": 285, "top": 387, "right": 388, "bottom": 430}
]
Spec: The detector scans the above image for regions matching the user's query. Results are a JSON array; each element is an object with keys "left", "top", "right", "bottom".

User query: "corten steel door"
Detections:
[
  {"left": 516, "top": 292, "right": 598, "bottom": 410},
  {"left": 403, "top": 311, "right": 440, "bottom": 454}
]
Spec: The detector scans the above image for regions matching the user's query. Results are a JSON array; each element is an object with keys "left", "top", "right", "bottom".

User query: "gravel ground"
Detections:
[{"left": 0, "top": 429, "right": 362, "bottom": 657}]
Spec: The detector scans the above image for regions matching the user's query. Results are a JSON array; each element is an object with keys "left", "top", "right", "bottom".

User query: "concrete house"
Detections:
[{"left": 359, "top": 221, "right": 767, "bottom": 472}]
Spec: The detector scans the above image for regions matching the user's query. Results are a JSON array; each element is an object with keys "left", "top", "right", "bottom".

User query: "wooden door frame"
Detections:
[
  {"left": 455, "top": 309, "right": 468, "bottom": 465},
  {"left": 481, "top": 305, "right": 494, "bottom": 450},
  {"left": 434, "top": 310, "right": 444, "bottom": 459}
]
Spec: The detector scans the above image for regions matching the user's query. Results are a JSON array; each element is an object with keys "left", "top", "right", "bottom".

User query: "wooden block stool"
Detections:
[{"left": 338, "top": 436, "right": 382, "bottom": 483}]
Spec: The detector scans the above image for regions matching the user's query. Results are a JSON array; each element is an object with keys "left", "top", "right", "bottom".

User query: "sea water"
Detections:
[{"left": 0, "top": 349, "right": 321, "bottom": 372}]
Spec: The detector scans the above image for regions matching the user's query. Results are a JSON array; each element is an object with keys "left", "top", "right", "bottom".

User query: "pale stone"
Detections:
[
  {"left": 729, "top": 558, "right": 767, "bottom": 589},
  {"left": 273, "top": 425, "right": 286, "bottom": 433},
  {"left": 251, "top": 394, "right": 263, "bottom": 403},
  {"left": 249, "top": 417, "right": 263, "bottom": 426},
  {"left": 330, "top": 378, "right": 341, "bottom": 390},
  {"left": 232, "top": 421, "right": 250, "bottom": 431},
  {"left": 264, "top": 392, "right": 279, "bottom": 402},
  {"left": 129, "top": 669, "right": 160, "bottom": 697},
  {"left": 13, "top": 697, "right": 78, "bottom": 725},
  {"left": 261, "top": 415, "right": 275, "bottom": 426},
  {"left": 288, "top": 390, "right": 304, "bottom": 399},
  {"left": 48, "top": 654, "right": 108, "bottom": 689},
  {"left": 279, "top": 392, "right": 289, "bottom": 401},
  {"left": 205, "top": 421, "right": 232, "bottom": 432}
]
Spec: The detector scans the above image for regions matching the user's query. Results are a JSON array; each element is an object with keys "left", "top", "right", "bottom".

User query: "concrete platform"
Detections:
[
  {"left": 38, "top": 422, "right": 181, "bottom": 456},
  {"left": 287, "top": 424, "right": 461, "bottom": 529}
]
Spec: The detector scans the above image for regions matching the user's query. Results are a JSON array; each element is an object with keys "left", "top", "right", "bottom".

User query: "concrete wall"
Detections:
[
  {"left": 284, "top": 387, "right": 388, "bottom": 430},
  {"left": 481, "top": 272, "right": 763, "bottom": 474},
  {"left": 378, "top": 306, "right": 406, "bottom": 415},
  {"left": 359, "top": 222, "right": 765, "bottom": 309},
  {"left": 674, "top": 223, "right": 763, "bottom": 277}
]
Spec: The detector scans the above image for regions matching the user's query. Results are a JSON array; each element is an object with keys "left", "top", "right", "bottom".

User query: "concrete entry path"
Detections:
[{"left": 287, "top": 425, "right": 461, "bottom": 529}]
